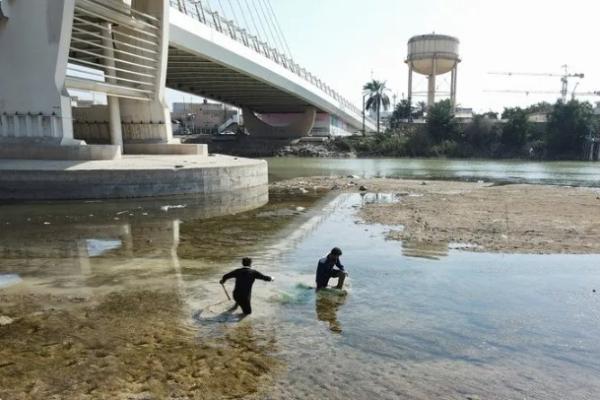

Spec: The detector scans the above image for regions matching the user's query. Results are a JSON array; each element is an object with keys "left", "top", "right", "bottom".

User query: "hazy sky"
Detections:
[{"left": 168, "top": 0, "right": 600, "bottom": 113}]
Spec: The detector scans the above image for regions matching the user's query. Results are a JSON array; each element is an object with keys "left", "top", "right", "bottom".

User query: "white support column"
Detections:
[
  {"left": 408, "top": 64, "right": 413, "bottom": 111},
  {"left": 101, "top": 22, "right": 123, "bottom": 148},
  {"left": 119, "top": 0, "right": 172, "bottom": 144},
  {"left": 450, "top": 65, "right": 458, "bottom": 109},
  {"left": 427, "top": 57, "right": 437, "bottom": 108},
  {"left": 0, "top": 0, "right": 80, "bottom": 145}
]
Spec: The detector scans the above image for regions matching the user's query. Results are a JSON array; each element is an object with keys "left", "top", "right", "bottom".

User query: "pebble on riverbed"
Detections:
[{"left": 0, "top": 316, "right": 15, "bottom": 326}]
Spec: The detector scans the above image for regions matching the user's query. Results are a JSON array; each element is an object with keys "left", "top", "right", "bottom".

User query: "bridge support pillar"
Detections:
[
  {"left": 101, "top": 22, "right": 123, "bottom": 148},
  {"left": 0, "top": 0, "right": 81, "bottom": 147},
  {"left": 242, "top": 107, "right": 317, "bottom": 139},
  {"left": 0, "top": 0, "right": 188, "bottom": 160},
  {"left": 117, "top": 0, "right": 173, "bottom": 146}
]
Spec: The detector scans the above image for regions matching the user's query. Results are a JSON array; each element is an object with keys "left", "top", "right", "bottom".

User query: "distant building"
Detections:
[
  {"left": 454, "top": 107, "right": 474, "bottom": 122},
  {"left": 527, "top": 112, "right": 549, "bottom": 123},
  {"left": 171, "top": 100, "right": 237, "bottom": 134}
]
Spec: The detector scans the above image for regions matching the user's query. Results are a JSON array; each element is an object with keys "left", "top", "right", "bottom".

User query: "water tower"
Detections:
[{"left": 405, "top": 34, "right": 460, "bottom": 109}]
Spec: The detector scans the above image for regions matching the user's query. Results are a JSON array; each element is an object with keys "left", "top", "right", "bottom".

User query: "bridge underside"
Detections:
[{"left": 167, "top": 47, "right": 317, "bottom": 114}]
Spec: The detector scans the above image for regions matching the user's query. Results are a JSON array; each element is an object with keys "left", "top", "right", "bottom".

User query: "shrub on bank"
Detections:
[{"left": 329, "top": 99, "right": 597, "bottom": 160}]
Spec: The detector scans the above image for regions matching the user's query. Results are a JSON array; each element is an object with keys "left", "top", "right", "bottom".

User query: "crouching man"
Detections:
[{"left": 316, "top": 247, "right": 347, "bottom": 290}]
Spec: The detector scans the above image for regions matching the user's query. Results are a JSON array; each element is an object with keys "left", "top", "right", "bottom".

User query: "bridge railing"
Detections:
[{"left": 170, "top": 0, "right": 365, "bottom": 118}]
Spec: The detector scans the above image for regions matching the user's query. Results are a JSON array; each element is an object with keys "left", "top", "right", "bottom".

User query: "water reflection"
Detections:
[
  {"left": 359, "top": 192, "right": 398, "bottom": 205},
  {"left": 402, "top": 240, "right": 449, "bottom": 260},
  {"left": 0, "top": 273, "right": 21, "bottom": 289},
  {"left": 315, "top": 290, "right": 347, "bottom": 333},
  {"left": 0, "top": 187, "right": 317, "bottom": 400}
]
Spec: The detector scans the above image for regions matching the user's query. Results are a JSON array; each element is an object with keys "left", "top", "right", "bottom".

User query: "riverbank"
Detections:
[
  {"left": 182, "top": 134, "right": 354, "bottom": 158},
  {"left": 271, "top": 176, "right": 600, "bottom": 254}
]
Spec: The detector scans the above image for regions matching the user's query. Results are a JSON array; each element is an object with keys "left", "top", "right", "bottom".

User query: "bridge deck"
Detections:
[{"left": 168, "top": 9, "right": 376, "bottom": 132}]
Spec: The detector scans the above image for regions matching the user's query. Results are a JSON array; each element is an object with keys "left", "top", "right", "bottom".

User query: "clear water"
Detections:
[
  {"left": 1, "top": 189, "right": 599, "bottom": 399},
  {"left": 267, "top": 157, "right": 600, "bottom": 187}
]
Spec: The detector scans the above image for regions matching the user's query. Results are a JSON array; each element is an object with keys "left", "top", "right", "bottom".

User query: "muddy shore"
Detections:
[
  {"left": 0, "top": 290, "right": 279, "bottom": 400},
  {"left": 271, "top": 176, "right": 600, "bottom": 254}
]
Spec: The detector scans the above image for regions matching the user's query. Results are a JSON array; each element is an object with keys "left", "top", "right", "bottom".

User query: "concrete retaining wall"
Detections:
[
  {"left": 0, "top": 156, "right": 267, "bottom": 200},
  {"left": 0, "top": 144, "right": 121, "bottom": 160},
  {"left": 124, "top": 143, "right": 208, "bottom": 156}
]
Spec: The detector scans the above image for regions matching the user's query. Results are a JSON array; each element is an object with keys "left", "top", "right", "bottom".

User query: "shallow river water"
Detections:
[
  {"left": 267, "top": 157, "right": 600, "bottom": 187},
  {"left": 1, "top": 159, "right": 600, "bottom": 399}
]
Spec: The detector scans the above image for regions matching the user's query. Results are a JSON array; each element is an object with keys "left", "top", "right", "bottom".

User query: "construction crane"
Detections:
[
  {"left": 483, "top": 89, "right": 600, "bottom": 101},
  {"left": 488, "top": 65, "right": 584, "bottom": 101}
]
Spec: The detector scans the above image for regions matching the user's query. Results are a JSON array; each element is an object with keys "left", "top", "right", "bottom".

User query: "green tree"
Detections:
[
  {"left": 426, "top": 99, "right": 458, "bottom": 143},
  {"left": 363, "top": 80, "right": 391, "bottom": 134},
  {"left": 500, "top": 107, "right": 530, "bottom": 152},
  {"left": 463, "top": 114, "right": 500, "bottom": 156},
  {"left": 546, "top": 100, "right": 596, "bottom": 159},
  {"left": 525, "top": 101, "right": 553, "bottom": 114},
  {"left": 389, "top": 99, "right": 412, "bottom": 129},
  {"left": 482, "top": 111, "right": 498, "bottom": 120}
]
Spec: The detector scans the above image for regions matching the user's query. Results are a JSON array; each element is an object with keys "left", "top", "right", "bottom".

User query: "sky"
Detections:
[{"left": 168, "top": 0, "right": 600, "bottom": 113}]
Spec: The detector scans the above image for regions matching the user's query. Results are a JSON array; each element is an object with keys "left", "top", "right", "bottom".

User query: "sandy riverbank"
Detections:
[{"left": 271, "top": 176, "right": 600, "bottom": 254}]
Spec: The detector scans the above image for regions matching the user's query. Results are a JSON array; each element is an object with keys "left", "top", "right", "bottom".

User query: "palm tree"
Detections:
[{"left": 363, "top": 80, "right": 390, "bottom": 134}]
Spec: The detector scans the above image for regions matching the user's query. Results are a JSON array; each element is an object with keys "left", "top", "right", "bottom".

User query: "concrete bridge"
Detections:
[{"left": 0, "top": 0, "right": 375, "bottom": 161}]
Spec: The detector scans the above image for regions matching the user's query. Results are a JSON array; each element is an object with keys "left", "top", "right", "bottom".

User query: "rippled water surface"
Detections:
[
  {"left": 1, "top": 186, "right": 600, "bottom": 399},
  {"left": 267, "top": 157, "right": 600, "bottom": 187}
]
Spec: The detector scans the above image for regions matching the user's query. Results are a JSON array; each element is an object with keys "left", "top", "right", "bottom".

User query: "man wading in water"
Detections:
[
  {"left": 220, "top": 257, "right": 273, "bottom": 315},
  {"left": 316, "top": 247, "right": 347, "bottom": 290}
]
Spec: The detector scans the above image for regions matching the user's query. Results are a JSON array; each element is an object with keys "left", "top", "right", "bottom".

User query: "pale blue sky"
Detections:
[{"left": 168, "top": 0, "right": 600, "bottom": 113}]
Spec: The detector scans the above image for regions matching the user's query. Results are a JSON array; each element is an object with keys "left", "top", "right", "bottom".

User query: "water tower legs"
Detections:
[
  {"left": 450, "top": 65, "right": 458, "bottom": 109},
  {"left": 407, "top": 65, "right": 413, "bottom": 114},
  {"left": 427, "top": 57, "right": 437, "bottom": 108}
]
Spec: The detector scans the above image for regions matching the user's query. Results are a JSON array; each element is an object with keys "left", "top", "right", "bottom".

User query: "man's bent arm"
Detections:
[
  {"left": 221, "top": 270, "right": 237, "bottom": 283},
  {"left": 254, "top": 271, "right": 273, "bottom": 281}
]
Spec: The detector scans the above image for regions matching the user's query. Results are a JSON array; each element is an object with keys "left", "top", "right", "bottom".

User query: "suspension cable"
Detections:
[
  {"left": 226, "top": 0, "right": 240, "bottom": 25},
  {"left": 216, "top": 0, "right": 228, "bottom": 18},
  {"left": 250, "top": 0, "right": 272, "bottom": 46},
  {"left": 255, "top": 0, "right": 279, "bottom": 52},
  {"left": 242, "top": 0, "right": 261, "bottom": 41},
  {"left": 233, "top": 0, "right": 251, "bottom": 33},
  {"left": 264, "top": 0, "right": 293, "bottom": 58},
  {"left": 259, "top": 0, "right": 288, "bottom": 57}
]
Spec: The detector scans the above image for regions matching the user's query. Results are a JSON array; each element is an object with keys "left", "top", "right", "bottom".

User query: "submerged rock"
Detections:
[{"left": 0, "top": 315, "right": 14, "bottom": 326}]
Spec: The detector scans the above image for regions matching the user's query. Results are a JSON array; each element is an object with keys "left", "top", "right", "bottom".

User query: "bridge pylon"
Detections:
[{"left": 0, "top": 0, "right": 195, "bottom": 160}]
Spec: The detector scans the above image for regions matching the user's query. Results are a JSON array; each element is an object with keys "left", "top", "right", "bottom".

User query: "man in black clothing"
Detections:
[
  {"left": 315, "top": 247, "right": 347, "bottom": 290},
  {"left": 220, "top": 257, "right": 273, "bottom": 315}
]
